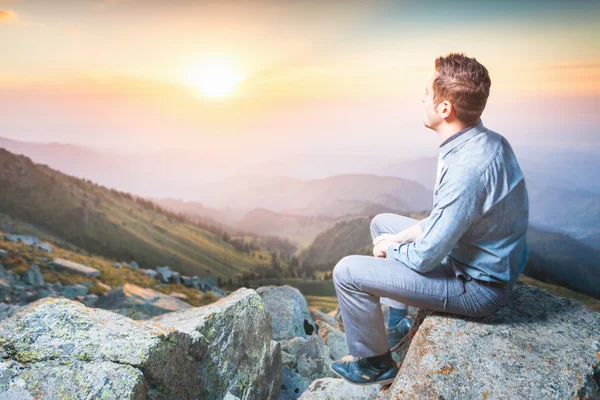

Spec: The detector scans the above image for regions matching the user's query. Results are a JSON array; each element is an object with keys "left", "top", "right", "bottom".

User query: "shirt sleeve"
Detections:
[{"left": 386, "top": 165, "right": 486, "bottom": 273}]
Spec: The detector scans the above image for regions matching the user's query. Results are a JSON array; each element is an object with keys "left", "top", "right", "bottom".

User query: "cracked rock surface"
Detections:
[{"left": 0, "top": 287, "right": 281, "bottom": 400}]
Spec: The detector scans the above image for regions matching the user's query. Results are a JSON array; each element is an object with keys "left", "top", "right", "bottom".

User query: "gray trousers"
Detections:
[{"left": 332, "top": 213, "right": 510, "bottom": 358}]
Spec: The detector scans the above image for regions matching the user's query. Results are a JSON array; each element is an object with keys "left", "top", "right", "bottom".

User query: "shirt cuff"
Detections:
[{"left": 386, "top": 243, "right": 401, "bottom": 260}]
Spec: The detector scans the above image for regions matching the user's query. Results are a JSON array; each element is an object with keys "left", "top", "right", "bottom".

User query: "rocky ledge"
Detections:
[
  {"left": 0, "top": 288, "right": 280, "bottom": 400},
  {"left": 0, "top": 282, "right": 598, "bottom": 400}
]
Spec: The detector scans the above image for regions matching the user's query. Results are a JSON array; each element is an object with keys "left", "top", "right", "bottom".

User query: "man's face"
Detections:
[{"left": 422, "top": 73, "right": 442, "bottom": 130}]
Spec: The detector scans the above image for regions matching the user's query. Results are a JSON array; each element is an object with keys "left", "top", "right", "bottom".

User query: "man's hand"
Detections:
[{"left": 373, "top": 239, "right": 397, "bottom": 258}]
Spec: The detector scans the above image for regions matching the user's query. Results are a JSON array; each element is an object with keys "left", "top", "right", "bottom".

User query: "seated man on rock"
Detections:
[{"left": 329, "top": 52, "right": 529, "bottom": 386}]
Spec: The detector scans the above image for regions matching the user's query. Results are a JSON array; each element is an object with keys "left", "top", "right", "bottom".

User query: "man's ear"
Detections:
[{"left": 439, "top": 100, "right": 452, "bottom": 119}]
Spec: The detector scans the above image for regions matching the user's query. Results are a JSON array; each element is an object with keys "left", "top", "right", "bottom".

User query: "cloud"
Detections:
[{"left": 0, "top": 9, "right": 18, "bottom": 24}]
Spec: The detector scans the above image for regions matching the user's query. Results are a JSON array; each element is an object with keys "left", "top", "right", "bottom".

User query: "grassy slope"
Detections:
[
  {"left": 0, "top": 148, "right": 272, "bottom": 280},
  {"left": 0, "top": 232, "right": 221, "bottom": 307}
]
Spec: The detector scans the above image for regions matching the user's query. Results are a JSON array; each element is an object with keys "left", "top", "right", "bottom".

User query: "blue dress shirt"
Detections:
[{"left": 386, "top": 119, "right": 529, "bottom": 285}]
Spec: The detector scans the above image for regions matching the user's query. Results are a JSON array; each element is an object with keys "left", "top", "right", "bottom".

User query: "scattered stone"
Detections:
[
  {"left": 310, "top": 308, "right": 337, "bottom": 327},
  {"left": 171, "top": 271, "right": 181, "bottom": 284},
  {"left": 129, "top": 261, "right": 140, "bottom": 270},
  {"left": 315, "top": 320, "right": 348, "bottom": 361},
  {"left": 60, "top": 283, "right": 89, "bottom": 300},
  {"left": 181, "top": 275, "right": 200, "bottom": 288},
  {"left": 50, "top": 258, "right": 100, "bottom": 278},
  {"left": 95, "top": 283, "right": 191, "bottom": 319},
  {"left": 296, "top": 334, "right": 333, "bottom": 380},
  {"left": 0, "top": 249, "right": 6, "bottom": 258},
  {"left": 156, "top": 266, "right": 174, "bottom": 283},
  {"left": 299, "top": 378, "right": 379, "bottom": 399},
  {"left": 279, "top": 366, "right": 311, "bottom": 400},
  {"left": 3, "top": 235, "right": 40, "bottom": 246},
  {"left": 168, "top": 292, "right": 188, "bottom": 300},
  {"left": 34, "top": 243, "right": 52, "bottom": 253},
  {"left": 113, "top": 262, "right": 122, "bottom": 268},
  {"left": 257, "top": 285, "right": 315, "bottom": 341},
  {"left": 0, "top": 303, "right": 20, "bottom": 321},
  {"left": 378, "top": 283, "right": 600, "bottom": 400},
  {"left": 76, "top": 294, "right": 99, "bottom": 307},
  {"left": 0, "top": 279, "right": 11, "bottom": 299},
  {"left": 20, "top": 264, "right": 45, "bottom": 287},
  {"left": 140, "top": 268, "right": 158, "bottom": 279}
]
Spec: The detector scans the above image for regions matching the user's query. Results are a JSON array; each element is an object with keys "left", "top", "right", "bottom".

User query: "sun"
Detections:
[{"left": 185, "top": 59, "right": 246, "bottom": 99}]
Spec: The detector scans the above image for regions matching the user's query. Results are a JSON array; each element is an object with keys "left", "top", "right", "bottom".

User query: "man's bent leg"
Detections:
[
  {"left": 370, "top": 213, "right": 420, "bottom": 310},
  {"left": 333, "top": 254, "right": 464, "bottom": 358}
]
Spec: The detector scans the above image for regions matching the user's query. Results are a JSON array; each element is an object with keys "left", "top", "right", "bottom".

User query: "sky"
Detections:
[{"left": 1, "top": 0, "right": 599, "bottom": 162}]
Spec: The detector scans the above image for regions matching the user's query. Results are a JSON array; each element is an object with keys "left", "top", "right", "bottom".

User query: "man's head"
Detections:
[{"left": 422, "top": 52, "right": 491, "bottom": 132}]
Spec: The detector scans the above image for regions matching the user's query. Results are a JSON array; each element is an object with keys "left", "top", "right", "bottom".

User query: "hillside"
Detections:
[
  {"left": 235, "top": 208, "right": 352, "bottom": 247},
  {"left": 0, "top": 148, "right": 276, "bottom": 280}
]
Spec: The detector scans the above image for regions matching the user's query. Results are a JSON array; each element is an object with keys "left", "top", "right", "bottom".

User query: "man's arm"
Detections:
[{"left": 386, "top": 165, "right": 485, "bottom": 273}]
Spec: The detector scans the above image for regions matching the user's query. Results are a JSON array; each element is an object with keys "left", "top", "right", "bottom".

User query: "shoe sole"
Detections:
[{"left": 328, "top": 364, "right": 397, "bottom": 386}]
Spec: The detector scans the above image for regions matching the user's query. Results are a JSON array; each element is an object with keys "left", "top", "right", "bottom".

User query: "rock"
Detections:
[
  {"left": 113, "top": 262, "right": 122, "bottom": 268},
  {"left": 140, "top": 268, "right": 158, "bottom": 279},
  {"left": 310, "top": 308, "right": 337, "bottom": 327},
  {"left": 224, "top": 391, "right": 241, "bottom": 400},
  {"left": 50, "top": 258, "right": 101, "bottom": 278},
  {"left": 257, "top": 285, "right": 316, "bottom": 341},
  {"left": 0, "top": 303, "right": 19, "bottom": 321},
  {"left": 315, "top": 320, "right": 348, "bottom": 361},
  {"left": 0, "top": 279, "right": 11, "bottom": 299},
  {"left": 168, "top": 292, "right": 188, "bottom": 300},
  {"left": 34, "top": 243, "right": 52, "bottom": 253},
  {"left": 181, "top": 275, "right": 200, "bottom": 288},
  {"left": 20, "top": 264, "right": 45, "bottom": 287},
  {"left": 171, "top": 272, "right": 181, "bottom": 284},
  {"left": 3, "top": 235, "right": 40, "bottom": 246},
  {"left": 77, "top": 293, "right": 99, "bottom": 307},
  {"left": 296, "top": 334, "right": 333, "bottom": 380},
  {"left": 17, "top": 290, "right": 38, "bottom": 304},
  {"left": 279, "top": 366, "right": 311, "bottom": 400},
  {"left": 0, "top": 359, "right": 148, "bottom": 399},
  {"left": 97, "top": 281, "right": 111, "bottom": 292},
  {"left": 0, "top": 287, "right": 281, "bottom": 399},
  {"left": 155, "top": 265, "right": 173, "bottom": 283},
  {"left": 0, "top": 250, "right": 6, "bottom": 258},
  {"left": 60, "top": 283, "right": 89, "bottom": 299},
  {"left": 129, "top": 261, "right": 140, "bottom": 270},
  {"left": 95, "top": 283, "right": 191, "bottom": 319},
  {"left": 378, "top": 283, "right": 600, "bottom": 400},
  {"left": 0, "top": 264, "right": 18, "bottom": 286},
  {"left": 299, "top": 378, "right": 380, "bottom": 399}
]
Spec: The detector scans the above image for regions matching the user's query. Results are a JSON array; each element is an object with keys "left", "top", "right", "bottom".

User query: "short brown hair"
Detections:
[{"left": 433, "top": 52, "right": 491, "bottom": 126}]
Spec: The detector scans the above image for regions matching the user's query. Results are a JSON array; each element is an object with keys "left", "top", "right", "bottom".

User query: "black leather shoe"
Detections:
[
  {"left": 386, "top": 316, "right": 412, "bottom": 352},
  {"left": 329, "top": 356, "right": 398, "bottom": 386}
]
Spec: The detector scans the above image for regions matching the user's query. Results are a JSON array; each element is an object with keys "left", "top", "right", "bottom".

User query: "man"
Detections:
[{"left": 329, "top": 52, "right": 529, "bottom": 386}]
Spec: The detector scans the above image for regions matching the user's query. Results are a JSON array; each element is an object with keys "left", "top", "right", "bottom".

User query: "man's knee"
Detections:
[
  {"left": 370, "top": 213, "right": 389, "bottom": 237},
  {"left": 333, "top": 255, "right": 358, "bottom": 284}
]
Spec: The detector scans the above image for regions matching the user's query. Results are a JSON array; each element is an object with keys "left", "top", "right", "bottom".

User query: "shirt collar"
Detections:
[{"left": 439, "top": 118, "right": 486, "bottom": 160}]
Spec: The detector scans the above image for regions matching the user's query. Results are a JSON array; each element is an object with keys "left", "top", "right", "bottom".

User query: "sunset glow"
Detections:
[{"left": 185, "top": 60, "right": 246, "bottom": 99}]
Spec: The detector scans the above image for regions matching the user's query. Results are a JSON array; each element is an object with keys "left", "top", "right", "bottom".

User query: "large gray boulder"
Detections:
[
  {"left": 299, "top": 378, "right": 379, "bottom": 400},
  {"left": 0, "top": 287, "right": 281, "bottom": 399},
  {"left": 378, "top": 283, "right": 600, "bottom": 400},
  {"left": 95, "top": 283, "right": 191, "bottom": 319},
  {"left": 257, "top": 285, "right": 316, "bottom": 341}
]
